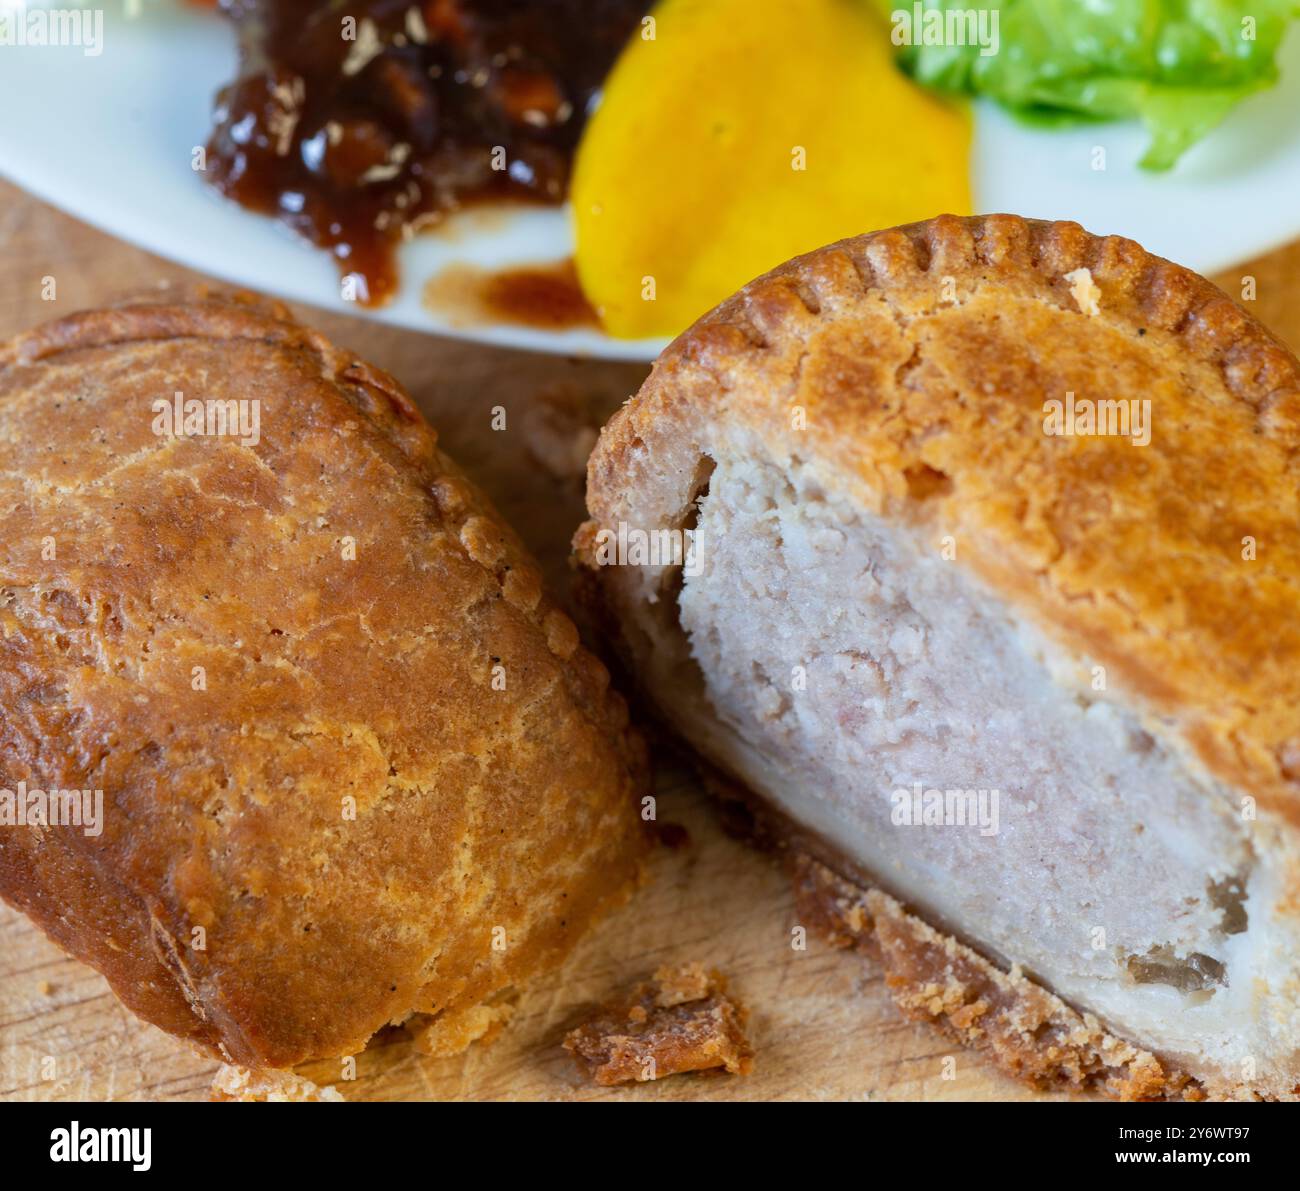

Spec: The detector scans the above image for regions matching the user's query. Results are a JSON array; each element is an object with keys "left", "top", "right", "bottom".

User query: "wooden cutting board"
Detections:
[{"left": 2, "top": 181, "right": 1298, "bottom": 1102}]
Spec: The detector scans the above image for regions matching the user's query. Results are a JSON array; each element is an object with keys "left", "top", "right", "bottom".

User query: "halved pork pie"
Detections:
[{"left": 578, "top": 214, "right": 1300, "bottom": 1100}]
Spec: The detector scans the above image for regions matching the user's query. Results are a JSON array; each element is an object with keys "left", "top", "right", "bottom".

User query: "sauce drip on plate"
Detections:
[
  {"left": 422, "top": 259, "right": 597, "bottom": 330},
  {"left": 205, "top": 0, "right": 647, "bottom": 306}
]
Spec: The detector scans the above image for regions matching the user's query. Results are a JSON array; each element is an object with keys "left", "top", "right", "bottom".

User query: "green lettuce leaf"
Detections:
[{"left": 878, "top": 0, "right": 1299, "bottom": 168}]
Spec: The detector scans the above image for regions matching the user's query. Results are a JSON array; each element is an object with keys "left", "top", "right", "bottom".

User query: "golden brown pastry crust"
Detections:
[
  {"left": 581, "top": 212, "right": 1300, "bottom": 829},
  {"left": 0, "top": 290, "right": 648, "bottom": 1069}
]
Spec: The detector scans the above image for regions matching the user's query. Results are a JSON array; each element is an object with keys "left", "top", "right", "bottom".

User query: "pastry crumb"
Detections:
[
  {"left": 409, "top": 1000, "right": 515, "bottom": 1057},
  {"left": 1064, "top": 267, "right": 1102, "bottom": 316},
  {"left": 564, "top": 963, "right": 753, "bottom": 1086},
  {"left": 210, "top": 1064, "right": 345, "bottom": 1102}
]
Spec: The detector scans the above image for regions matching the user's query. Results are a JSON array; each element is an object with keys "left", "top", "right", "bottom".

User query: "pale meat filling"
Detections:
[{"left": 675, "top": 450, "right": 1290, "bottom": 1084}]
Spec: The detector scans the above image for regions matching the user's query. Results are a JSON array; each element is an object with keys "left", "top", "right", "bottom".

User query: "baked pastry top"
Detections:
[
  {"left": 0, "top": 292, "right": 646, "bottom": 1067},
  {"left": 586, "top": 212, "right": 1300, "bottom": 828}
]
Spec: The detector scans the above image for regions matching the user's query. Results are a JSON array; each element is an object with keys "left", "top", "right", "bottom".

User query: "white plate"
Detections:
[{"left": 3, "top": 2, "right": 1299, "bottom": 360}]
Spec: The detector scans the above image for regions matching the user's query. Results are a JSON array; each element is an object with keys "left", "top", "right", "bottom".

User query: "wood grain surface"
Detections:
[{"left": 1, "top": 178, "right": 1297, "bottom": 1102}]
